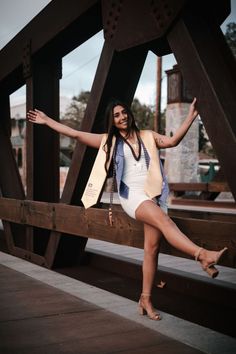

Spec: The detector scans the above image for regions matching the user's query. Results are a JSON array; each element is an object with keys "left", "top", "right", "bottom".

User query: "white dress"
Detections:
[{"left": 119, "top": 143, "right": 167, "bottom": 219}]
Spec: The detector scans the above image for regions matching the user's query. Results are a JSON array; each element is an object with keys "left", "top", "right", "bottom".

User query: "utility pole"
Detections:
[{"left": 154, "top": 56, "right": 162, "bottom": 132}]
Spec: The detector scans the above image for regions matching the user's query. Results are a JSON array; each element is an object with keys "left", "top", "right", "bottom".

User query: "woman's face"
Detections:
[{"left": 113, "top": 105, "right": 128, "bottom": 132}]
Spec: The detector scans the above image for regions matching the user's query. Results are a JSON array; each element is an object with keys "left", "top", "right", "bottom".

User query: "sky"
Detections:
[{"left": 0, "top": 0, "right": 235, "bottom": 111}]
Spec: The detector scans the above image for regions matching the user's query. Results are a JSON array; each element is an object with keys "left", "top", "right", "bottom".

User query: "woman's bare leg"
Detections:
[
  {"left": 135, "top": 200, "right": 224, "bottom": 269},
  {"left": 142, "top": 223, "right": 162, "bottom": 295},
  {"left": 140, "top": 223, "right": 163, "bottom": 319}
]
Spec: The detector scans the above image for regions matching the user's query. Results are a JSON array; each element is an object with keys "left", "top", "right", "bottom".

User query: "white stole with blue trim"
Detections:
[{"left": 81, "top": 130, "right": 163, "bottom": 208}]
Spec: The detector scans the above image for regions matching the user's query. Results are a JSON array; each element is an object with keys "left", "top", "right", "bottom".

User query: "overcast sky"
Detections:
[{"left": 0, "top": 0, "right": 235, "bottom": 110}]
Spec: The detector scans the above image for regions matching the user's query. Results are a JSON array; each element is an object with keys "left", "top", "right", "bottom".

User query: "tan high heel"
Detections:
[
  {"left": 195, "top": 247, "right": 228, "bottom": 278},
  {"left": 138, "top": 293, "right": 161, "bottom": 321}
]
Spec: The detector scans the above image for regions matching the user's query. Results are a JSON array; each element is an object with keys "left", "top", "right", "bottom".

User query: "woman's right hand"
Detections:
[{"left": 27, "top": 109, "right": 48, "bottom": 125}]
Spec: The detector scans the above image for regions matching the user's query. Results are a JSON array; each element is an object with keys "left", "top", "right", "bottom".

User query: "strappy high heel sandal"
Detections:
[
  {"left": 138, "top": 293, "right": 161, "bottom": 321},
  {"left": 195, "top": 247, "right": 228, "bottom": 278}
]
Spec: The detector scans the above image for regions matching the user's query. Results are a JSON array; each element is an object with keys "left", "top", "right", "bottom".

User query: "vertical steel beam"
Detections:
[
  {"left": 0, "top": 94, "right": 26, "bottom": 250},
  {"left": 45, "top": 42, "right": 148, "bottom": 267},
  {"left": 26, "top": 57, "right": 61, "bottom": 256}
]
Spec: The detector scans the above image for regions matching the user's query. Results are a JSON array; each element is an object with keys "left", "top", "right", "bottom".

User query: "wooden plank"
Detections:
[
  {"left": 171, "top": 199, "right": 236, "bottom": 209},
  {"left": 208, "top": 182, "right": 230, "bottom": 192},
  {"left": 171, "top": 216, "right": 236, "bottom": 267},
  {"left": 0, "top": 265, "right": 204, "bottom": 354},
  {"left": 169, "top": 182, "right": 230, "bottom": 192},
  {"left": 0, "top": 197, "right": 235, "bottom": 267},
  {"left": 167, "top": 10, "right": 236, "bottom": 200},
  {"left": 169, "top": 183, "right": 208, "bottom": 192},
  {"left": 168, "top": 207, "right": 236, "bottom": 223}
]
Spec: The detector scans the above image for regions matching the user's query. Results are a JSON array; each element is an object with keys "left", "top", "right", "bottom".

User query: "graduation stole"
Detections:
[{"left": 81, "top": 130, "right": 163, "bottom": 209}]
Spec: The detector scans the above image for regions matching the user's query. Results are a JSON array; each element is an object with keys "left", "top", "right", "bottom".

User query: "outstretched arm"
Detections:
[
  {"left": 27, "top": 109, "right": 103, "bottom": 149},
  {"left": 153, "top": 97, "right": 198, "bottom": 149}
]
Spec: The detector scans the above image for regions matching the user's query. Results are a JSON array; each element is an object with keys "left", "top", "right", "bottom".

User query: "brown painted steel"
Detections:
[
  {"left": 0, "top": 95, "right": 27, "bottom": 250},
  {"left": 0, "top": 0, "right": 101, "bottom": 87},
  {"left": 167, "top": 9, "right": 236, "bottom": 200},
  {"left": 45, "top": 41, "right": 148, "bottom": 267},
  {"left": 102, "top": 0, "right": 186, "bottom": 51}
]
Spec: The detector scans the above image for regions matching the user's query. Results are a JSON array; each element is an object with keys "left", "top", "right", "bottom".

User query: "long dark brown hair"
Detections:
[{"left": 103, "top": 99, "right": 139, "bottom": 172}]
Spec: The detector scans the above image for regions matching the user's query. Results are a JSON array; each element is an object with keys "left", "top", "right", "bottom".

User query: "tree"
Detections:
[
  {"left": 62, "top": 90, "right": 90, "bottom": 128},
  {"left": 225, "top": 22, "right": 236, "bottom": 57},
  {"left": 131, "top": 98, "right": 154, "bottom": 130},
  {"left": 63, "top": 92, "right": 156, "bottom": 130}
]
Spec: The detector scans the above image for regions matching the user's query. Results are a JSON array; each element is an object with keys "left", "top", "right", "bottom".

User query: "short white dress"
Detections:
[{"left": 119, "top": 143, "right": 167, "bottom": 219}]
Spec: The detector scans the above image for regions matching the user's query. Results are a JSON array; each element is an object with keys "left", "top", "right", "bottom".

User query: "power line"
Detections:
[{"left": 62, "top": 54, "right": 100, "bottom": 80}]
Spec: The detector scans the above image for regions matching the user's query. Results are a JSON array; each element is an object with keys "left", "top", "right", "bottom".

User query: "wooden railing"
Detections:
[{"left": 0, "top": 196, "right": 235, "bottom": 268}]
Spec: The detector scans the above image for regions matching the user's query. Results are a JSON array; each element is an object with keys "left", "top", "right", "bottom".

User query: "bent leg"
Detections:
[
  {"left": 142, "top": 223, "right": 162, "bottom": 295},
  {"left": 135, "top": 200, "right": 225, "bottom": 271},
  {"left": 136, "top": 200, "right": 197, "bottom": 257}
]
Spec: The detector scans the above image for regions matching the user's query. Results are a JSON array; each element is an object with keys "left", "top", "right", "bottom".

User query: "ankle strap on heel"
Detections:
[{"left": 195, "top": 247, "right": 203, "bottom": 262}]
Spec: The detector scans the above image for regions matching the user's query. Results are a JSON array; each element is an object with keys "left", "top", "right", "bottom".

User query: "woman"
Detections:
[{"left": 27, "top": 98, "right": 227, "bottom": 321}]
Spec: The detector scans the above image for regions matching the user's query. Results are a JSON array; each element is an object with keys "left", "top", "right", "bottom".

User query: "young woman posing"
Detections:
[{"left": 27, "top": 98, "right": 227, "bottom": 321}]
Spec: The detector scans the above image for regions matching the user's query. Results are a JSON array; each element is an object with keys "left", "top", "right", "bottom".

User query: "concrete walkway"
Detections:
[{"left": 0, "top": 251, "right": 236, "bottom": 354}]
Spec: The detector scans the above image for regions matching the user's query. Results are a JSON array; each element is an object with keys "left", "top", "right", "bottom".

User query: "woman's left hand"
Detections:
[{"left": 189, "top": 97, "right": 198, "bottom": 120}]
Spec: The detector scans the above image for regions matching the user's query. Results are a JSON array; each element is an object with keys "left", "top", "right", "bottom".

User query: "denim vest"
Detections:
[{"left": 114, "top": 137, "right": 169, "bottom": 204}]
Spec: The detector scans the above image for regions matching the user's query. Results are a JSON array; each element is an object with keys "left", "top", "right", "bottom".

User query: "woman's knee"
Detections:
[{"left": 144, "top": 242, "right": 161, "bottom": 258}]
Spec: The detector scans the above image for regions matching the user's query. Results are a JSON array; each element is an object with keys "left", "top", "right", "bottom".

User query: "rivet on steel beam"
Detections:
[{"left": 22, "top": 40, "right": 32, "bottom": 79}]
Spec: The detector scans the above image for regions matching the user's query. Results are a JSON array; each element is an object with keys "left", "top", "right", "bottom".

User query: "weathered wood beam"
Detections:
[
  {"left": 0, "top": 197, "right": 235, "bottom": 267},
  {"left": 169, "top": 182, "right": 230, "bottom": 192},
  {"left": 171, "top": 199, "right": 236, "bottom": 210},
  {"left": 167, "top": 7, "right": 236, "bottom": 200}
]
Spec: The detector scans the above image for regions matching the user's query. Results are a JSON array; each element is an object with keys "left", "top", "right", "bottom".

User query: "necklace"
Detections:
[{"left": 120, "top": 132, "right": 141, "bottom": 161}]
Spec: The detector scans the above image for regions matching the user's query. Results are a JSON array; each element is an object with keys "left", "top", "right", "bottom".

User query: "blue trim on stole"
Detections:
[{"left": 114, "top": 137, "right": 169, "bottom": 203}]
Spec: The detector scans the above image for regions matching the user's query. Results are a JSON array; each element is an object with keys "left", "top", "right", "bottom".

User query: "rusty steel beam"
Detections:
[
  {"left": 0, "top": 0, "right": 101, "bottom": 93},
  {"left": 44, "top": 41, "right": 148, "bottom": 267},
  {"left": 26, "top": 59, "right": 61, "bottom": 203},
  {"left": 0, "top": 95, "right": 27, "bottom": 251},
  {"left": 102, "top": 0, "right": 185, "bottom": 51},
  {"left": 167, "top": 5, "right": 236, "bottom": 200}
]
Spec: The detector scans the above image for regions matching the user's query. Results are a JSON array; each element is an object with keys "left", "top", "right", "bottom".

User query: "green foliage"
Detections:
[
  {"left": 131, "top": 98, "right": 154, "bottom": 130},
  {"left": 225, "top": 22, "right": 236, "bottom": 57},
  {"left": 63, "top": 92, "right": 157, "bottom": 131}
]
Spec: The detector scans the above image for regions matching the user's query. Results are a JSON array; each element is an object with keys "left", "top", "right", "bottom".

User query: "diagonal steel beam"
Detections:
[{"left": 167, "top": 10, "right": 236, "bottom": 200}]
